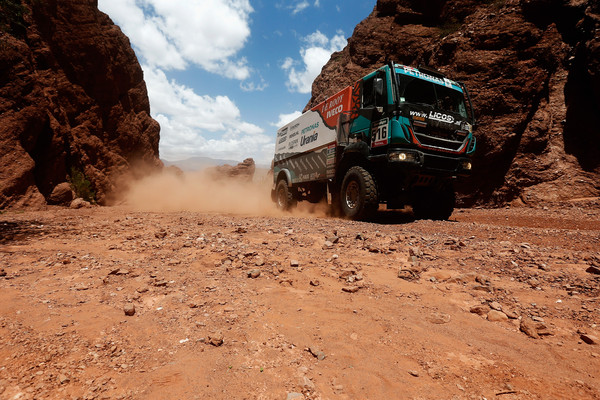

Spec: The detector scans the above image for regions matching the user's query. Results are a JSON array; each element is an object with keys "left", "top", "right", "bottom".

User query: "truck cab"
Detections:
[{"left": 272, "top": 63, "right": 476, "bottom": 220}]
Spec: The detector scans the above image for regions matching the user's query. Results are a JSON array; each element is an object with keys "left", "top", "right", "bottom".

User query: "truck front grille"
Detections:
[
  {"left": 413, "top": 127, "right": 466, "bottom": 152},
  {"left": 422, "top": 153, "right": 460, "bottom": 171}
]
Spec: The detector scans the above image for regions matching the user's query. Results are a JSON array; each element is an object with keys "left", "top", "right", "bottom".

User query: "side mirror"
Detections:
[{"left": 374, "top": 78, "right": 384, "bottom": 97}]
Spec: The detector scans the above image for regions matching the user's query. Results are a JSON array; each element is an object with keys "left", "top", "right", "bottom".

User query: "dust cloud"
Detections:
[{"left": 122, "top": 168, "right": 329, "bottom": 218}]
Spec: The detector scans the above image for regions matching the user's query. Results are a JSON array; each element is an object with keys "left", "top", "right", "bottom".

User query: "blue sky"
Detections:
[{"left": 97, "top": 0, "right": 376, "bottom": 166}]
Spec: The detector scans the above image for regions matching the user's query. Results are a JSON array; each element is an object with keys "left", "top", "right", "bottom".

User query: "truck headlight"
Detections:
[
  {"left": 461, "top": 161, "right": 472, "bottom": 171},
  {"left": 389, "top": 151, "right": 418, "bottom": 163}
]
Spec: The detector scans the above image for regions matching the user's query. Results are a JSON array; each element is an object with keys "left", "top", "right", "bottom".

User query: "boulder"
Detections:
[
  {"left": 48, "top": 182, "right": 74, "bottom": 205},
  {"left": 208, "top": 158, "right": 256, "bottom": 182}
]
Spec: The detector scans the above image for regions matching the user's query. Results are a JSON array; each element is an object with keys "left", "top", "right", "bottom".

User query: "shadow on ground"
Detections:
[
  {"left": 0, "top": 220, "right": 46, "bottom": 244},
  {"left": 369, "top": 210, "right": 417, "bottom": 225}
]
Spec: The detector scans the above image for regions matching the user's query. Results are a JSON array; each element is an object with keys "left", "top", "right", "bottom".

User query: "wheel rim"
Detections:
[
  {"left": 344, "top": 181, "right": 360, "bottom": 210},
  {"left": 277, "top": 187, "right": 286, "bottom": 209}
]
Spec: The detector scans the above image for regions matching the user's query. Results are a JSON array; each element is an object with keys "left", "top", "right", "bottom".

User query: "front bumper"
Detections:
[{"left": 386, "top": 149, "right": 472, "bottom": 176}]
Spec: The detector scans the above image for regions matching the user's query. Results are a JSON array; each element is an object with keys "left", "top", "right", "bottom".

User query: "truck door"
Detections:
[{"left": 351, "top": 70, "right": 389, "bottom": 152}]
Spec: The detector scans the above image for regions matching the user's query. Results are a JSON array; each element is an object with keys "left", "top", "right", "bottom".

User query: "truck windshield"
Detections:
[{"left": 396, "top": 74, "right": 468, "bottom": 118}]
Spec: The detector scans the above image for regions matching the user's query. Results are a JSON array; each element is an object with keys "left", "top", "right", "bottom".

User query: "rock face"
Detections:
[
  {"left": 0, "top": 0, "right": 161, "bottom": 208},
  {"left": 208, "top": 158, "right": 256, "bottom": 182},
  {"left": 307, "top": 0, "right": 600, "bottom": 206}
]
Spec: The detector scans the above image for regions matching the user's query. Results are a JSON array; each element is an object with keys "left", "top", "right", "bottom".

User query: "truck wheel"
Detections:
[
  {"left": 412, "top": 185, "right": 455, "bottom": 220},
  {"left": 340, "top": 166, "right": 378, "bottom": 220},
  {"left": 275, "top": 179, "right": 297, "bottom": 211}
]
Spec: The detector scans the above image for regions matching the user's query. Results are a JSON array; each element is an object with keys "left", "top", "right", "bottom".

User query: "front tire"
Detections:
[
  {"left": 275, "top": 179, "right": 297, "bottom": 211},
  {"left": 340, "top": 166, "right": 378, "bottom": 220}
]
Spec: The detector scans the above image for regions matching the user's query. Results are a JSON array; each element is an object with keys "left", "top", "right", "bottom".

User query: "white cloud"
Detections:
[
  {"left": 144, "top": 66, "right": 274, "bottom": 164},
  {"left": 293, "top": 1, "right": 310, "bottom": 14},
  {"left": 282, "top": 30, "right": 347, "bottom": 93},
  {"left": 281, "top": 57, "right": 294, "bottom": 70},
  {"left": 305, "top": 31, "right": 329, "bottom": 47},
  {"left": 97, "top": 0, "right": 274, "bottom": 163},
  {"left": 277, "top": 1, "right": 319, "bottom": 15},
  {"left": 271, "top": 111, "right": 302, "bottom": 127},
  {"left": 240, "top": 78, "right": 268, "bottom": 92},
  {"left": 98, "top": 0, "right": 252, "bottom": 80}
]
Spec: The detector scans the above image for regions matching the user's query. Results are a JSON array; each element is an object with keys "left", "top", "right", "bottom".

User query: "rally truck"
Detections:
[{"left": 271, "top": 62, "right": 476, "bottom": 220}]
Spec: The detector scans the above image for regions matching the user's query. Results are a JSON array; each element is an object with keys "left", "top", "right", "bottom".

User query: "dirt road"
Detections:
[{"left": 1, "top": 204, "right": 599, "bottom": 399}]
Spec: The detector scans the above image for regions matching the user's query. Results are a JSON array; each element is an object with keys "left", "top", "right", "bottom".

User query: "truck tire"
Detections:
[
  {"left": 340, "top": 166, "right": 378, "bottom": 220},
  {"left": 275, "top": 179, "right": 297, "bottom": 211},
  {"left": 412, "top": 185, "right": 455, "bottom": 220}
]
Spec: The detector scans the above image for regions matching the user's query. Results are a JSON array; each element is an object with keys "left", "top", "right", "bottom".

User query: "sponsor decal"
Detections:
[
  {"left": 300, "top": 132, "right": 318, "bottom": 147},
  {"left": 288, "top": 138, "right": 299, "bottom": 150},
  {"left": 298, "top": 170, "right": 326, "bottom": 182},
  {"left": 409, "top": 110, "right": 427, "bottom": 118},
  {"left": 301, "top": 122, "right": 319, "bottom": 134},
  {"left": 401, "top": 66, "right": 459, "bottom": 89},
  {"left": 277, "top": 127, "right": 288, "bottom": 140},
  {"left": 428, "top": 111, "right": 454, "bottom": 124},
  {"left": 320, "top": 92, "right": 346, "bottom": 120},
  {"left": 371, "top": 118, "right": 389, "bottom": 148},
  {"left": 327, "top": 143, "right": 336, "bottom": 178},
  {"left": 276, "top": 127, "right": 288, "bottom": 150},
  {"left": 278, "top": 110, "right": 336, "bottom": 155},
  {"left": 410, "top": 109, "right": 464, "bottom": 126},
  {"left": 460, "top": 121, "right": 472, "bottom": 132},
  {"left": 326, "top": 144, "right": 336, "bottom": 165},
  {"left": 326, "top": 104, "right": 344, "bottom": 119},
  {"left": 409, "top": 110, "right": 427, "bottom": 122},
  {"left": 312, "top": 86, "right": 354, "bottom": 129},
  {"left": 322, "top": 93, "right": 345, "bottom": 113}
]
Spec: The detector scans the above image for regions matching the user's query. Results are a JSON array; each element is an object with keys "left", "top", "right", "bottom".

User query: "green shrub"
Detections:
[
  {"left": 438, "top": 21, "right": 463, "bottom": 38},
  {"left": 0, "top": 0, "right": 28, "bottom": 36},
  {"left": 69, "top": 167, "right": 96, "bottom": 203}
]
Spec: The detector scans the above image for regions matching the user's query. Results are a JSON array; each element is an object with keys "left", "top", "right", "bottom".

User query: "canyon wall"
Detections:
[{"left": 0, "top": 0, "right": 161, "bottom": 208}]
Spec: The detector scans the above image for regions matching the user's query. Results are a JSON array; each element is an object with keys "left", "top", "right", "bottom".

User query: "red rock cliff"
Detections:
[
  {"left": 308, "top": 0, "right": 600, "bottom": 206},
  {"left": 0, "top": 0, "right": 161, "bottom": 208}
]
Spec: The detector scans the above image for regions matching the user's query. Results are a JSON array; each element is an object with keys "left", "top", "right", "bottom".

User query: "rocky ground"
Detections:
[{"left": 1, "top": 203, "right": 599, "bottom": 399}]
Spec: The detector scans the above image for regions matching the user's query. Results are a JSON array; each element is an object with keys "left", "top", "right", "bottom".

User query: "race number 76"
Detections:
[{"left": 371, "top": 118, "right": 389, "bottom": 147}]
